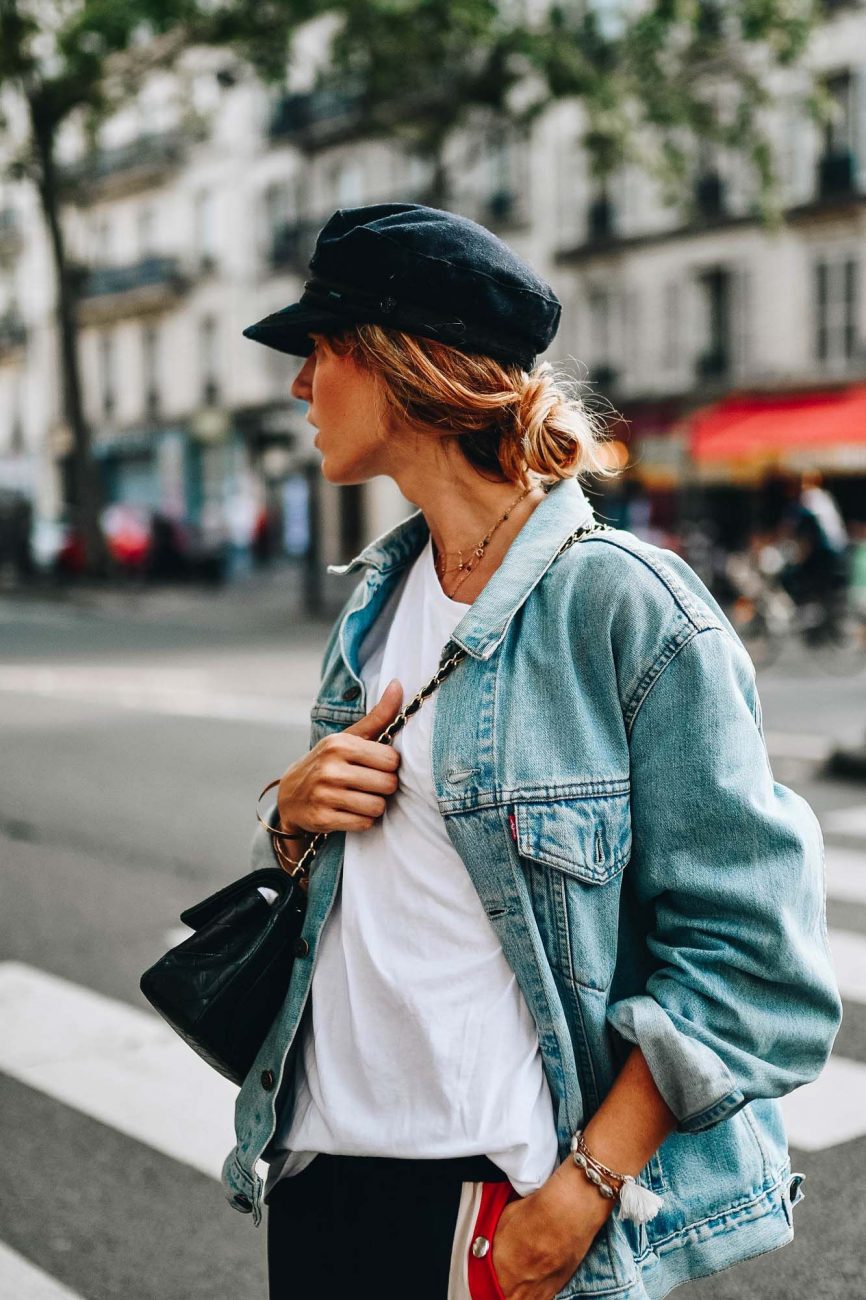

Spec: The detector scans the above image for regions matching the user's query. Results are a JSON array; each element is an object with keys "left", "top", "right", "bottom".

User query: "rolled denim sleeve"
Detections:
[{"left": 606, "top": 625, "right": 843, "bottom": 1134}]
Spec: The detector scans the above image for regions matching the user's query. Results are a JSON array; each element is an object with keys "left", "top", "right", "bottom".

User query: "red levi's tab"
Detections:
[
  {"left": 508, "top": 813, "right": 517, "bottom": 842},
  {"left": 467, "top": 1181, "right": 520, "bottom": 1300}
]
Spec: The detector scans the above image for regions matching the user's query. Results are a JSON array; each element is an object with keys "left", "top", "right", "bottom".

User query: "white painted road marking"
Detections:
[
  {"left": 0, "top": 665, "right": 313, "bottom": 727},
  {"left": 826, "top": 929, "right": 866, "bottom": 1004},
  {"left": 824, "top": 804, "right": 866, "bottom": 837},
  {"left": 779, "top": 1056, "right": 866, "bottom": 1150},
  {"left": 764, "top": 731, "right": 833, "bottom": 762},
  {"left": 824, "top": 846, "right": 866, "bottom": 905},
  {"left": 0, "top": 1242, "right": 85, "bottom": 1299},
  {"left": 0, "top": 961, "right": 240, "bottom": 1182}
]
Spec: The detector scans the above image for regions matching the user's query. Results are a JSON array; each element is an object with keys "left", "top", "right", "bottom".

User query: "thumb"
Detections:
[{"left": 343, "top": 679, "right": 404, "bottom": 738}]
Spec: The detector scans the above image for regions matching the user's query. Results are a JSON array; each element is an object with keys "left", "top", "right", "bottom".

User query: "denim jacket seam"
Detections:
[
  {"left": 625, "top": 626, "right": 717, "bottom": 740},
  {"left": 679, "top": 1086, "right": 742, "bottom": 1131},
  {"left": 646, "top": 1165, "right": 790, "bottom": 1253},
  {"left": 586, "top": 534, "right": 724, "bottom": 631}
]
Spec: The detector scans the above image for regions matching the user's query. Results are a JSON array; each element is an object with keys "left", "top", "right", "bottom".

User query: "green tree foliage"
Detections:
[
  {"left": 315, "top": 0, "right": 822, "bottom": 219},
  {"left": 0, "top": 0, "right": 311, "bottom": 575}
]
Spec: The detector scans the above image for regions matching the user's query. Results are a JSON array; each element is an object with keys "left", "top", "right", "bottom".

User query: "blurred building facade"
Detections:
[{"left": 0, "top": 8, "right": 865, "bottom": 599}]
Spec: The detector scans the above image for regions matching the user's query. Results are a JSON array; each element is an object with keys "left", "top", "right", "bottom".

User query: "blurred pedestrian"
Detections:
[
  {"left": 213, "top": 204, "right": 839, "bottom": 1299},
  {"left": 779, "top": 470, "right": 850, "bottom": 624}
]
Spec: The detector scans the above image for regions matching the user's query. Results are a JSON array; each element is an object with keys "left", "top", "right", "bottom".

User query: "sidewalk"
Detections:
[{"left": 0, "top": 559, "right": 338, "bottom": 641}]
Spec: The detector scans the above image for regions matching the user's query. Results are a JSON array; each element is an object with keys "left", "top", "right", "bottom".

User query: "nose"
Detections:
[{"left": 291, "top": 353, "right": 315, "bottom": 402}]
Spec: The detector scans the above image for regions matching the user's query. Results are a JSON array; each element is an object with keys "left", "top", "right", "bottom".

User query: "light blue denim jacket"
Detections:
[{"left": 222, "top": 475, "right": 842, "bottom": 1299}]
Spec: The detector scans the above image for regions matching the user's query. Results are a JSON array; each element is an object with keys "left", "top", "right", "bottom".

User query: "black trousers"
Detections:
[{"left": 266, "top": 1153, "right": 509, "bottom": 1299}]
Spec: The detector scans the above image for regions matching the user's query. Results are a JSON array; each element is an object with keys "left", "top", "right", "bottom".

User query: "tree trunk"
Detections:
[{"left": 30, "top": 106, "right": 111, "bottom": 579}]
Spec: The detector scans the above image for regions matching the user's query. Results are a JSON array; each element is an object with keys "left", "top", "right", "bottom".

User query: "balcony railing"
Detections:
[
  {"left": 269, "top": 89, "right": 361, "bottom": 149},
  {"left": 76, "top": 256, "right": 190, "bottom": 325},
  {"left": 80, "top": 256, "right": 188, "bottom": 300},
  {"left": 0, "top": 312, "right": 27, "bottom": 357},
  {"left": 61, "top": 130, "right": 187, "bottom": 198}
]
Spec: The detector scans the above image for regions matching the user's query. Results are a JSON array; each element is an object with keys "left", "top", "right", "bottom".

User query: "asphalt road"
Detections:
[{"left": 1, "top": 573, "right": 864, "bottom": 1299}]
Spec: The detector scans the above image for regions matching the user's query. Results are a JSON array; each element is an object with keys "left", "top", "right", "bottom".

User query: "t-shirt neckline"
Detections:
[{"left": 423, "top": 534, "right": 472, "bottom": 608}]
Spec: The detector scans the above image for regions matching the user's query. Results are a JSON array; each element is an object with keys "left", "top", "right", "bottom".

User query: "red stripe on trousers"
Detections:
[{"left": 466, "top": 1180, "right": 520, "bottom": 1300}]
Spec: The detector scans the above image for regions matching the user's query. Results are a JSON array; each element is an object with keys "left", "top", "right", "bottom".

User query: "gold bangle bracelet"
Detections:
[{"left": 255, "top": 776, "right": 313, "bottom": 842}]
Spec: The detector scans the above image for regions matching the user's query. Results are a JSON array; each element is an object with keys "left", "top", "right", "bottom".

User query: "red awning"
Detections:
[{"left": 690, "top": 387, "right": 866, "bottom": 464}]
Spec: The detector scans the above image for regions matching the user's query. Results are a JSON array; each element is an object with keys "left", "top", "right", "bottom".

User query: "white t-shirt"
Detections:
[{"left": 265, "top": 534, "right": 559, "bottom": 1199}]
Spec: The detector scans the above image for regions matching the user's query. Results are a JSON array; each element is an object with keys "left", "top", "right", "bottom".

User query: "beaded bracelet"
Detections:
[{"left": 570, "top": 1130, "right": 663, "bottom": 1224}]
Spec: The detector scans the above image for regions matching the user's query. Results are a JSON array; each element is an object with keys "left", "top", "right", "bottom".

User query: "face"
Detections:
[{"left": 291, "top": 334, "right": 393, "bottom": 484}]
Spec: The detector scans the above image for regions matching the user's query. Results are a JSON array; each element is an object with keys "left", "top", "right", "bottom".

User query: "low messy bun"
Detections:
[{"left": 315, "top": 324, "right": 620, "bottom": 487}]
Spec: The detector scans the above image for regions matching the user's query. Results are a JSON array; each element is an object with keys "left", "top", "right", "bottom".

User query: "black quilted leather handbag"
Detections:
[{"left": 138, "top": 520, "right": 610, "bottom": 1087}]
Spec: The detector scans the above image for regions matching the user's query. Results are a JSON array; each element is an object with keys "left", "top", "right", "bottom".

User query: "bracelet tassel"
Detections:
[
  {"left": 571, "top": 1130, "right": 664, "bottom": 1225},
  {"left": 617, "top": 1176, "right": 664, "bottom": 1224}
]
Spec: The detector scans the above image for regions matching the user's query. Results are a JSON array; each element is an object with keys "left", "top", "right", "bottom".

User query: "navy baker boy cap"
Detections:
[{"left": 242, "top": 202, "right": 562, "bottom": 372}]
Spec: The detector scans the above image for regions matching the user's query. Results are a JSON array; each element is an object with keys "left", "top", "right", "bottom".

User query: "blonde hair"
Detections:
[{"left": 313, "top": 324, "right": 621, "bottom": 488}]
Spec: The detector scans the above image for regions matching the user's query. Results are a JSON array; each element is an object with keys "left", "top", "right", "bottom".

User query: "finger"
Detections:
[
  {"left": 326, "top": 761, "right": 400, "bottom": 795},
  {"left": 327, "top": 734, "right": 402, "bottom": 771},
  {"left": 343, "top": 679, "right": 404, "bottom": 738},
  {"left": 326, "top": 789, "right": 390, "bottom": 819}
]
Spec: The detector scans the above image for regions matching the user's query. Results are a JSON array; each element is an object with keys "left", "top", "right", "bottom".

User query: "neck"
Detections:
[{"left": 419, "top": 480, "right": 548, "bottom": 573}]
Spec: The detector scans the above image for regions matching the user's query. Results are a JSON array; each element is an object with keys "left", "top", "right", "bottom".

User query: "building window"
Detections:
[
  {"left": 265, "top": 179, "right": 303, "bottom": 269},
  {"left": 200, "top": 316, "right": 219, "bottom": 405},
  {"left": 587, "top": 287, "right": 619, "bottom": 387},
  {"left": 194, "top": 189, "right": 217, "bottom": 270},
  {"left": 814, "top": 254, "right": 860, "bottom": 365},
  {"left": 663, "top": 282, "right": 680, "bottom": 370},
  {"left": 325, "top": 159, "right": 364, "bottom": 209},
  {"left": 100, "top": 332, "right": 116, "bottom": 420},
  {"left": 137, "top": 205, "right": 155, "bottom": 259},
  {"left": 622, "top": 287, "right": 641, "bottom": 386},
  {"left": 142, "top": 323, "right": 160, "bottom": 419},
  {"left": 819, "top": 71, "right": 857, "bottom": 197},
  {"left": 92, "top": 214, "right": 112, "bottom": 264},
  {"left": 695, "top": 266, "right": 731, "bottom": 382}
]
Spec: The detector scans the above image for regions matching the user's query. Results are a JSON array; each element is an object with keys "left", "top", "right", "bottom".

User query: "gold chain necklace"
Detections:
[{"left": 432, "top": 483, "right": 537, "bottom": 601}]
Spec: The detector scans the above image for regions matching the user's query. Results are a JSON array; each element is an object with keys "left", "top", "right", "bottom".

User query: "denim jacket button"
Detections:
[
  {"left": 233, "top": 1192, "right": 252, "bottom": 1211},
  {"left": 260, "top": 1068, "right": 275, "bottom": 1090},
  {"left": 342, "top": 685, "right": 361, "bottom": 701},
  {"left": 471, "top": 1236, "right": 490, "bottom": 1258},
  {"left": 293, "top": 936, "right": 310, "bottom": 958}
]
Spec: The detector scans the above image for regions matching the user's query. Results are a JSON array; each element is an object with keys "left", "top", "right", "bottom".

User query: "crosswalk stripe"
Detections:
[
  {"left": 764, "top": 731, "right": 833, "bottom": 762},
  {"left": 826, "top": 929, "right": 866, "bottom": 1004},
  {"left": 0, "top": 961, "right": 242, "bottom": 1182},
  {"left": 0, "top": 666, "right": 312, "bottom": 727},
  {"left": 0, "top": 1242, "right": 84, "bottom": 1299},
  {"left": 824, "top": 845, "right": 866, "bottom": 905},
  {"left": 780, "top": 1055, "right": 866, "bottom": 1150},
  {"left": 823, "top": 804, "right": 866, "bottom": 837}
]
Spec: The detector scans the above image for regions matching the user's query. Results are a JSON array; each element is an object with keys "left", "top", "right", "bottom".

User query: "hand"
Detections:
[
  {"left": 490, "top": 1159, "right": 612, "bottom": 1300},
  {"left": 275, "top": 680, "right": 404, "bottom": 836}
]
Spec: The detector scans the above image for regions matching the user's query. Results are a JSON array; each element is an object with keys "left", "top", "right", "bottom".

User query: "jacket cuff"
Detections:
[{"left": 606, "top": 995, "right": 747, "bottom": 1134}]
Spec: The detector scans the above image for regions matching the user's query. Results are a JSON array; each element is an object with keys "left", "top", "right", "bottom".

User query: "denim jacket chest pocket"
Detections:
[{"left": 512, "top": 792, "right": 631, "bottom": 992}]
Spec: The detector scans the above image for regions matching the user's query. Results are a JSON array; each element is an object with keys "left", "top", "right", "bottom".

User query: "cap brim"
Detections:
[{"left": 241, "top": 302, "right": 349, "bottom": 357}]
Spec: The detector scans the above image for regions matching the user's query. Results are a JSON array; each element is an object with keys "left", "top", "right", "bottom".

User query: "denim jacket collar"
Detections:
[{"left": 326, "top": 476, "right": 597, "bottom": 662}]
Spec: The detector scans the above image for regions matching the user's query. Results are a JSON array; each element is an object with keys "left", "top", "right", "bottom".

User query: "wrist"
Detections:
[{"left": 543, "top": 1153, "right": 615, "bottom": 1243}]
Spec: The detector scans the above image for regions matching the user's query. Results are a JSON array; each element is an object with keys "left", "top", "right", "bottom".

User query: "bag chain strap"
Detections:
[{"left": 279, "top": 518, "right": 613, "bottom": 880}]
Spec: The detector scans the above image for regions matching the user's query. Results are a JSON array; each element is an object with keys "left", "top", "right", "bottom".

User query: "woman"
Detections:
[{"left": 226, "top": 203, "right": 842, "bottom": 1300}]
